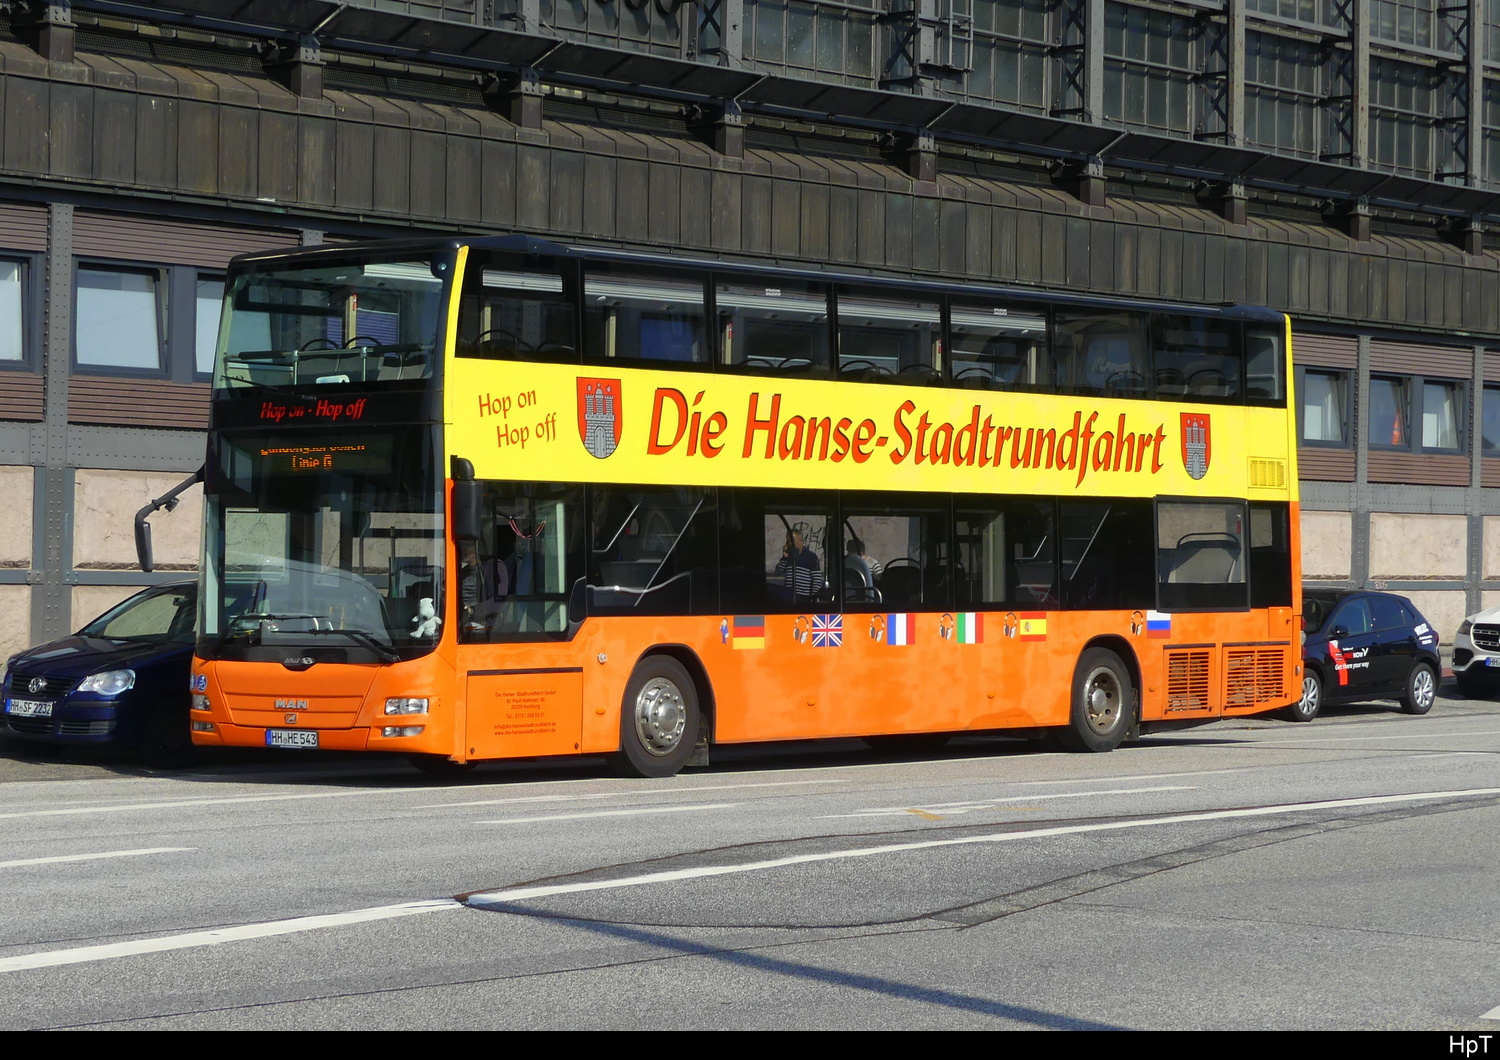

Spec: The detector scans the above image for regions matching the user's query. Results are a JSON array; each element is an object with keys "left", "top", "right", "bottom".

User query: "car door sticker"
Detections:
[{"left": 1327, "top": 639, "right": 1370, "bottom": 685}]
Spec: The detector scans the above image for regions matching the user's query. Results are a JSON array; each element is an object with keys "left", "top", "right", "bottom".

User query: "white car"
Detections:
[{"left": 1452, "top": 610, "right": 1500, "bottom": 698}]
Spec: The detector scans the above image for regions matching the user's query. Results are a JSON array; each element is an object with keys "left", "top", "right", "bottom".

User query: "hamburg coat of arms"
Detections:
[
  {"left": 578, "top": 378, "right": 622, "bottom": 459},
  {"left": 1180, "top": 412, "right": 1211, "bottom": 480}
]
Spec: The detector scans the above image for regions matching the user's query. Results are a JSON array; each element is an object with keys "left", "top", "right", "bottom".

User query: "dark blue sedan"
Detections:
[{"left": 3, "top": 582, "right": 197, "bottom": 762}]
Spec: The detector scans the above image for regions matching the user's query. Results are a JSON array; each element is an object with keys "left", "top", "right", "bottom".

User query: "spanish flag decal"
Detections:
[{"left": 1017, "top": 612, "right": 1047, "bottom": 641}]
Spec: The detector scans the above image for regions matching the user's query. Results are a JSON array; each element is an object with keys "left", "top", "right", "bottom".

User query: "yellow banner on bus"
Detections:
[{"left": 446, "top": 359, "right": 1296, "bottom": 500}]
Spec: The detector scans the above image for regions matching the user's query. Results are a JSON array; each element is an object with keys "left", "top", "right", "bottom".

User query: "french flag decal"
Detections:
[
  {"left": 1146, "top": 611, "right": 1172, "bottom": 639},
  {"left": 886, "top": 614, "right": 916, "bottom": 646}
]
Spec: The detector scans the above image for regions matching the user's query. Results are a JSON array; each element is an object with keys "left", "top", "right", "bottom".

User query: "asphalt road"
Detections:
[{"left": 1, "top": 691, "right": 1497, "bottom": 1030}]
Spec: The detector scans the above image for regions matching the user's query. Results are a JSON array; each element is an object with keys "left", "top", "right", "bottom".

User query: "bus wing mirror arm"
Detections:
[{"left": 134, "top": 465, "right": 204, "bottom": 573}]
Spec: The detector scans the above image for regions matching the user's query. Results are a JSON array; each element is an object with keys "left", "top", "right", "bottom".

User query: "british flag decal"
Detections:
[{"left": 811, "top": 614, "right": 843, "bottom": 647}]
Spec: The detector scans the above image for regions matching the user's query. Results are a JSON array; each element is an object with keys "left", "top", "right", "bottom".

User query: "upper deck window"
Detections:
[
  {"left": 217, "top": 254, "right": 452, "bottom": 391},
  {"left": 459, "top": 253, "right": 578, "bottom": 363},
  {"left": 584, "top": 266, "right": 707, "bottom": 366},
  {"left": 717, "top": 279, "right": 831, "bottom": 378}
]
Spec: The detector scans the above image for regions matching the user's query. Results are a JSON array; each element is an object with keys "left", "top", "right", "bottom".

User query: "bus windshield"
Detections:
[
  {"left": 215, "top": 252, "right": 454, "bottom": 391},
  {"left": 199, "top": 424, "right": 445, "bottom": 662}
]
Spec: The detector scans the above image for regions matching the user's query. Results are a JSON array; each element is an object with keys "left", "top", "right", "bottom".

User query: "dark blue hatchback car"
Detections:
[
  {"left": 1293, "top": 588, "right": 1441, "bottom": 722},
  {"left": 3, "top": 582, "right": 197, "bottom": 761}
]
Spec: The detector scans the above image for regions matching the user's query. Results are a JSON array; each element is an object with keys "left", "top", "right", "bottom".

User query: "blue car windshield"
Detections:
[{"left": 78, "top": 587, "right": 197, "bottom": 643}]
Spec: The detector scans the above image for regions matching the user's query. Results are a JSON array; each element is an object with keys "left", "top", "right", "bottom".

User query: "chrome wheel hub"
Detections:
[
  {"left": 1083, "top": 667, "right": 1121, "bottom": 734},
  {"left": 633, "top": 677, "right": 686, "bottom": 757}
]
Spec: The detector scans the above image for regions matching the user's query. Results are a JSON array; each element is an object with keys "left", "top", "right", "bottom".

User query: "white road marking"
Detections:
[
  {"left": 468, "top": 787, "right": 1500, "bottom": 904},
  {"left": 0, "top": 848, "right": 193, "bottom": 870},
  {"left": 0, "top": 790, "right": 371, "bottom": 822},
  {"left": 478, "top": 803, "right": 736, "bottom": 825},
  {"left": 1481, "top": 1003, "right": 1500, "bottom": 1020},
  {"left": 420, "top": 777, "right": 848, "bottom": 810},
  {"left": 816, "top": 785, "right": 1194, "bottom": 819},
  {"left": 0, "top": 900, "right": 464, "bottom": 975}
]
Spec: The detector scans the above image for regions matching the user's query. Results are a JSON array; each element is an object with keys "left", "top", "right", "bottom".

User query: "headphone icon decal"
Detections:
[
  {"left": 793, "top": 615, "right": 811, "bottom": 644},
  {"left": 1002, "top": 612, "right": 1020, "bottom": 639},
  {"left": 1130, "top": 611, "right": 1146, "bottom": 636},
  {"left": 869, "top": 614, "right": 886, "bottom": 642},
  {"left": 938, "top": 613, "right": 955, "bottom": 640}
]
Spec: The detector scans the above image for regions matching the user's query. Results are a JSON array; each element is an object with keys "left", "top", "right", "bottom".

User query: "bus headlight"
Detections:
[
  {"left": 191, "top": 694, "right": 212, "bottom": 711},
  {"left": 191, "top": 721, "right": 216, "bottom": 733},
  {"left": 78, "top": 670, "right": 135, "bottom": 696},
  {"left": 382, "top": 725, "right": 425, "bottom": 737},
  {"left": 384, "top": 698, "right": 429, "bottom": 715}
]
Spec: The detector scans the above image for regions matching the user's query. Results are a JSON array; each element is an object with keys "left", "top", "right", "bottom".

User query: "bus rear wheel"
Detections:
[
  {"left": 615, "top": 655, "right": 702, "bottom": 779},
  {"left": 1057, "top": 647, "right": 1133, "bottom": 753}
]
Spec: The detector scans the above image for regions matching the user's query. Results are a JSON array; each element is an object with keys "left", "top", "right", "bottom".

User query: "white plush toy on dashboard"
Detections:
[{"left": 412, "top": 597, "right": 441, "bottom": 639}]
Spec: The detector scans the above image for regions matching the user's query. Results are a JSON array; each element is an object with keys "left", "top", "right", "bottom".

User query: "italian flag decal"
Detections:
[{"left": 957, "top": 613, "right": 983, "bottom": 644}]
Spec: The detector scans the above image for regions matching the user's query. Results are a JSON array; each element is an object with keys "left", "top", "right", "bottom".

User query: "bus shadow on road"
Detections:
[{"left": 478, "top": 904, "right": 1131, "bottom": 1030}]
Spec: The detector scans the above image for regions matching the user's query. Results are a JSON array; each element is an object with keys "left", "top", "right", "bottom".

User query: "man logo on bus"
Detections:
[
  {"left": 1181, "top": 413, "right": 1211, "bottom": 480},
  {"left": 578, "top": 378, "right": 622, "bottom": 459}
]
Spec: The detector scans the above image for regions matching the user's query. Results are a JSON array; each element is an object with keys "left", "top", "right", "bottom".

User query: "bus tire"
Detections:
[
  {"left": 1057, "top": 647, "right": 1133, "bottom": 753},
  {"left": 615, "top": 655, "right": 701, "bottom": 778}
]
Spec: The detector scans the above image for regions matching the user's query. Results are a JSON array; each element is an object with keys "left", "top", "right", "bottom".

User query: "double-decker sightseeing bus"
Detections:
[{"left": 189, "top": 235, "right": 1300, "bottom": 775}]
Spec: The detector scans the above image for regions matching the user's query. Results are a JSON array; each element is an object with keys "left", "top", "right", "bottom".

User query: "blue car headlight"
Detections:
[{"left": 77, "top": 670, "right": 136, "bottom": 696}]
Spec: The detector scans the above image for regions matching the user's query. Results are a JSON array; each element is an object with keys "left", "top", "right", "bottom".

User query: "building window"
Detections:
[
  {"left": 1102, "top": 2, "right": 1200, "bottom": 136},
  {"left": 1483, "top": 385, "right": 1500, "bottom": 453},
  {"left": 1369, "top": 57, "right": 1443, "bottom": 177},
  {"left": 1371, "top": 0, "right": 1437, "bottom": 49},
  {"left": 0, "top": 259, "right": 24, "bottom": 363},
  {"left": 1369, "top": 375, "right": 1466, "bottom": 452},
  {"left": 1367, "top": 376, "right": 1410, "bottom": 448},
  {"left": 1299, "top": 368, "right": 1348, "bottom": 445},
  {"left": 964, "top": 0, "right": 1049, "bottom": 111},
  {"left": 76, "top": 266, "right": 163, "bottom": 371},
  {"left": 1421, "top": 380, "right": 1462, "bottom": 450},
  {"left": 195, "top": 276, "right": 225, "bottom": 376},
  {"left": 1244, "top": 32, "right": 1326, "bottom": 159}
]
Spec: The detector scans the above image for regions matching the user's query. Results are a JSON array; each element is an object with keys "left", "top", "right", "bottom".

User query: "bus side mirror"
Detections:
[
  {"left": 451, "top": 456, "right": 482, "bottom": 542},
  {"left": 134, "top": 517, "right": 154, "bottom": 574}
]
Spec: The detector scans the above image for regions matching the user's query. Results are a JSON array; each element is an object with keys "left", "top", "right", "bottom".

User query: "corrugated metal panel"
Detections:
[
  {"left": 1367, "top": 452, "right": 1469, "bottom": 486},
  {"left": 1484, "top": 351, "right": 1500, "bottom": 384},
  {"left": 1370, "top": 339, "right": 1473, "bottom": 378},
  {"left": 0, "top": 202, "right": 48, "bottom": 251},
  {"left": 1298, "top": 447, "right": 1355, "bottom": 482},
  {"left": 68, "top": 378, "right": 210, "bottom": 429},
  {"left": 0, "top": 373, "right": 44, "bottom": 421},
  {"left": 1482, "top": 457, "right": 1500, "bottom": 489},
  {"left": 1292, "top": 333, "right": 1356, "bottom": 369},
  {"left": 72, "top": 213, "right": 300, "bottom": 268}
]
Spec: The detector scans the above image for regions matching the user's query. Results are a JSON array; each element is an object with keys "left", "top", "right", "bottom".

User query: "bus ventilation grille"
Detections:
[
  {"left": 1225, "top": 648, "right": 1286, "bottom": 706},
  {"left": 1165, "top": 649, "right": 1211, "bottom": 712},
  {"left": 1248, "top": 458, "right": 1287, "bottom": 489}
]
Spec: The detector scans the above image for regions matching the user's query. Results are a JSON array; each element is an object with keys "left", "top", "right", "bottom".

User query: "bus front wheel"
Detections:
[
  {"left": 615, "top": 655, "right": 702, "bottom": 779},
  {"left": 1057, "top": 647, "right": 1133, "bottom": 753}
]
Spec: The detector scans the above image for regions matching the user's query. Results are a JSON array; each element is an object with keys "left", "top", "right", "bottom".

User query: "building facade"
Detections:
[{"left": 3, "top": 0, "right": 1500, "bottom": 657}]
